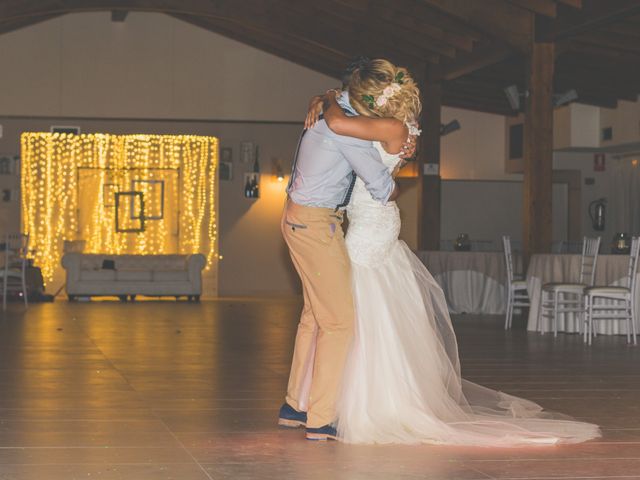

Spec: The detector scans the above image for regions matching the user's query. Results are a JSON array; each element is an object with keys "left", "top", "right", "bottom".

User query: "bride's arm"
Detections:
[{"left": 322, "top": 91, "right": 407, "bottom": 143}]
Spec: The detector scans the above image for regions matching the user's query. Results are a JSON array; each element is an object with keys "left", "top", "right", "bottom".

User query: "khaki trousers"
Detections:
[{"left": 281, "top": 200, "right": 354, "bottom": 428}]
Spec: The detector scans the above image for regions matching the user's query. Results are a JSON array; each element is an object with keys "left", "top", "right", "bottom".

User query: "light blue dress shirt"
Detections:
[{"left": 287, "top": 92, "right": 395, "bottom": 209}]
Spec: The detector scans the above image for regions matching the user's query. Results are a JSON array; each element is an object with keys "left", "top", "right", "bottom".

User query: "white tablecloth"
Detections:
[
  {"left": 417, "top": 251, "right": 516, "bottom": 314},
  {"left": 526, "top": 254, "right": 639, "bottom": 334}
]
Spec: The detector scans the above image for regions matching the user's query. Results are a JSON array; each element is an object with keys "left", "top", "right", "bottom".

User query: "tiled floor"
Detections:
[{"left": 0, "top": 298, "right": 639, "bottom": 479}]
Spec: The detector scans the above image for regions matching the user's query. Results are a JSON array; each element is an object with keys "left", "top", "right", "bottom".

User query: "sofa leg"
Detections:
[
  {"left": 194, "top": 295, "right": 200, "bottom": 302},
  {"left": 118, "top": 295, "right": 128, "bottom": 302},
  {"left": 68, "top": 295, "right": 76, "bottom": 302},
  {"left": 129, "top": 295, "right": 136, "bottom": 302}
]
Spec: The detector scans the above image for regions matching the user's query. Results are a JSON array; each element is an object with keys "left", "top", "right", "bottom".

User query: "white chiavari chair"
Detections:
[
  {"left": 537, "top": 236, "right": 601, "bottom": 336},
  {"left": 0, "top": 233, "right": 30, "bottom": 311},
  {"left": 583, "top": 237, "right": 639, "bottom": 346},
  {"left": 502, "top": 236, "right": 529, "bottom": 330}
]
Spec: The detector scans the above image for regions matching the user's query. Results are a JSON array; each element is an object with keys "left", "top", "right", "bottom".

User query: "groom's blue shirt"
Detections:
[{"left": 287, "top": 92, "right": 395, "bottom": 209}]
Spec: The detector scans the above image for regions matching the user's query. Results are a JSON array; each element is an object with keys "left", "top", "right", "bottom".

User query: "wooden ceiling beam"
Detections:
[
  {"left": 171, "top": 14, "right": 344, "bottom": 80},
  {"left": 536, "top": 0, "right": 640, "bottom": 41},
  {"left": 554, "top": 76, "right": 640, "bottom": 102},
  {"left": 507, "top": 0, "right": 557, "bottom": 18},
  {"left": 441, "top": 42, "right": 514, "bottom": 80},
  {"left": 421, "top": 0, "right": 535, "bottom": 52},
  {"left": 279, "top": 0, "right": 453, "bottom": 61},
  {"left": 564, "top": 39, "right": 640, "bottom": 62},
  {"left": 371, "top": 0, "right": 486, "bottom": 44},
  {"left": 442, "top": 92, "right": 514, "bottom": 116},
  {"left": 555, "top": 0, "right": 583, "bottom": 8},
  {"left": 573, "top": 31, "right": 640, "bottom": 54},
  {"left": 363, "top": 0, "right": 476, "bottom": 51}
]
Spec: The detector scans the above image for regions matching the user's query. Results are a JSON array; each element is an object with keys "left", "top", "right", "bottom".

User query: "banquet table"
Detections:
[
  {"left": 417, "top": 251, "right": 519, "bottom": 314},
  {"left": 526, "top": 253, "right": 639, "bottom": 335}
]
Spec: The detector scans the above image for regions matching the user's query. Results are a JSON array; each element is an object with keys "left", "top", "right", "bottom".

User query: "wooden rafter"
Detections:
[
  {"left": 303, "top": 0, "right": 464, "bottom": 58},
  {"left": 171, "top": 14, "right": 345, "bottom": 79},
  {"left": 441, "top": 42, "right": 514, "bottom": 80},
  {"left": 556, "top": 0, "right": 583, "bottom": 8},
  {"left": 573, "top": 31, "right": 640, "bottom": 54},
  {"left": 270, "top": 1, "right": 444, "bottom": 64},
  {"left": 367, "top": 0, "right": 481, "bottom": 50},
  {"left": 537, "top": 0, "right": 640, "bottom": 41},
  {"left": 508, "top": 0, "right": 558, "bottom": 18},
  {"left": 421, "top": 0, "right": 535, "bottom": 52}
]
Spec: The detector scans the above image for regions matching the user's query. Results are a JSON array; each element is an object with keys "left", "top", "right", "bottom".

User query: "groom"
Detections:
[{"left": 278, "top": 61, "right": 415, "bottom": 441}]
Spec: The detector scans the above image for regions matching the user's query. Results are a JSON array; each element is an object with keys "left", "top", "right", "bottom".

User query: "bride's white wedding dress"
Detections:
[{"left": 337, "top": 141, "right": 600, "bottom": 446}]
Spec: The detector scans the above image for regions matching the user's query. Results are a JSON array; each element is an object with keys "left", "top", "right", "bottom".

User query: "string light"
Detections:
[{"left": 21, "top": 133, "right": 218, "bottom": 283}]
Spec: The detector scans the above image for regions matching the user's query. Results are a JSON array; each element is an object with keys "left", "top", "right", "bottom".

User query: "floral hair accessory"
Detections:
[
  {"left": 362, "top": 72, "right": 406, "bottom": 109},
  {"left": 406, "top": 122, "right": 422, "bottom": 137}
]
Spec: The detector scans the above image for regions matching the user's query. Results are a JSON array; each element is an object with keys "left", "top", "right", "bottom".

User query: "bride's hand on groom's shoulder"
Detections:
[{"left": 304, "top": 95, "right": 325, "bottom": 130}]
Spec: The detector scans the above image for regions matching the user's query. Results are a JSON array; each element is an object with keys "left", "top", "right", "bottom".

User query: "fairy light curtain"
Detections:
[{"left": 21, "top": 133, "right": 218, "bottom": 282}]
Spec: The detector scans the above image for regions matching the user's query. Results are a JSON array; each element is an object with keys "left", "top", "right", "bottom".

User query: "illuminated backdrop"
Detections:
[{"left": 21, "top": 133, "right": 218, "bottom": 282}]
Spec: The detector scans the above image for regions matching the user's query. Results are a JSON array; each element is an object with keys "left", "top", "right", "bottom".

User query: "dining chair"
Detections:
[
  {"left": 0, "top": 233, "right": 30, "bottom": 311},
  {"left": 583, "top": 236, "right": 639, "bottom": 346},
  {"left": 537, "top": 236, "right": 601, "bottom": 336},
  {"left": 502, "top": 236, "right": 529, "bottom": 330}
]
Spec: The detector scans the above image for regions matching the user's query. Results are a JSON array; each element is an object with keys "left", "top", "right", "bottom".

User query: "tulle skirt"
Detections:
[{"left": 336, "top": 239, "right": 601, "bottom": 446}]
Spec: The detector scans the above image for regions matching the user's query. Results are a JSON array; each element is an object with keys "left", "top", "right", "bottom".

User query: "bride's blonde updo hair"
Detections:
[{"left": 348, "top": 58, "right": 421, "bottom": 124}]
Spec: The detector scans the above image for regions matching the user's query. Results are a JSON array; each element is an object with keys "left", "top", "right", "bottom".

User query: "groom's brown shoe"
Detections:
[{"left": 278, "top": 403, "right": 307, "bottom": 428}]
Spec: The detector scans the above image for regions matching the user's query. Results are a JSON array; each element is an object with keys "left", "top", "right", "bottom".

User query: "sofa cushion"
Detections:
[
  {"left": 80, "top": 257, "right": 108, "bottom": 270},
  {"left": 115, "top": 255, "right": 187, "bottom": 271},
  {"left": 80, "top": 270, "right": 116, "bottom": 281},
  {"left": 116, "top": 270, "right": 153, "bottom": 282},
  {"left": 154, "top": 270, "right": 189, "bottom": 282}
]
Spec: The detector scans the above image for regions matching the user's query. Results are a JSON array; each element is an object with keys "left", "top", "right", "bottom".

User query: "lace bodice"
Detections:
[{"left": 346, "top": 142, "right": 402, "bottom": 267}]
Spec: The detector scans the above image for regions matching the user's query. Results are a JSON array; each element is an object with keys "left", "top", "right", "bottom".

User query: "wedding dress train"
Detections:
[{"left": 336, "top": 142, "right": 600, "bottom": 446}]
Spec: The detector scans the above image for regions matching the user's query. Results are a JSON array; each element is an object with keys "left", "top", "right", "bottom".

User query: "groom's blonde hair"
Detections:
[{"left": 348, "top": 59, "right": 421, "bottom": 124}]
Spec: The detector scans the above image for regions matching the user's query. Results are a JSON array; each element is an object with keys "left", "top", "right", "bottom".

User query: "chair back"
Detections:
[
  {"left": 627, "top": 237, "right": 640, "bottom": 296},
  {"left": 502, "top": 235, "right": 515, "bottom": 283},
  {"left": 579, "top": 236, "right": 601, "bottom": 285},
  {"left": 3, "top": 233, "right": 29, "bottom": 271}
]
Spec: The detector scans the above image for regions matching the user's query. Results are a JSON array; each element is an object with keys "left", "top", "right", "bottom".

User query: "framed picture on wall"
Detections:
[
  {"left": 221, "top": 147, "right": 233, "bottom": 163},
  {"left": 219, "top": 161, "right": 233, "bottom": 181},
  {"left": 240, "top": 141, "right": 254, "bottom": 164}
]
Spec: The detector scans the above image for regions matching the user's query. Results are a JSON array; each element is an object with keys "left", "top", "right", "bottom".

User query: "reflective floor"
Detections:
[{"left": 0, "top": 299, "right": 639, "bottom": 479}]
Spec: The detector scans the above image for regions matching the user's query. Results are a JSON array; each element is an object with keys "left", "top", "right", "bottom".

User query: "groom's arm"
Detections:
[{"left": 334, "top": 136, "right": 398, "bottom": 203}]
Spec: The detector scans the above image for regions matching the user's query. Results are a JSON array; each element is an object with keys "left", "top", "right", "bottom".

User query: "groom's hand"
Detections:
[{"left": 400, "top": 135, "right": 417, "bottom": 160}]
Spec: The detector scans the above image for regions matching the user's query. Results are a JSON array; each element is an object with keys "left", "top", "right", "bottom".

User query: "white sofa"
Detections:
[{"left": 61, "top": 253, "right": 206, "bottom": 301}]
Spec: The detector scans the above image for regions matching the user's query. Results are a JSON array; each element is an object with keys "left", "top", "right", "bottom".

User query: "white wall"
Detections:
[
  {"left": 600, "top": 100, "right": 640, "bottom": 147},
  {"left": 0, "top": 12, "right": 334, "bottom": 121},
  {"left": 440, "top": 107, "right": 521, "bottom": 181}
]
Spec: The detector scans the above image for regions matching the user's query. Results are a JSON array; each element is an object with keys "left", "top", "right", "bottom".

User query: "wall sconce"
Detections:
[{"left": 272, "top": 158, "right": 285, "bottom": 182}]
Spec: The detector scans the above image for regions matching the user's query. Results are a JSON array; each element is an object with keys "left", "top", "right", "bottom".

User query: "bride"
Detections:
[{"left": 306, "top": 58, "right": 600, "bottom": 446}]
